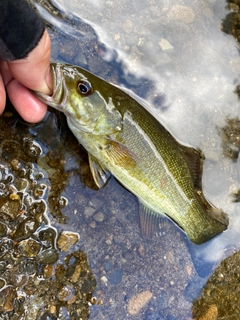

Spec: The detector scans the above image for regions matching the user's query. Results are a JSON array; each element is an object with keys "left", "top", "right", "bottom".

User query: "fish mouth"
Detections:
[{"left": 34, "top": 63, "right": 68, "bottom": 111}]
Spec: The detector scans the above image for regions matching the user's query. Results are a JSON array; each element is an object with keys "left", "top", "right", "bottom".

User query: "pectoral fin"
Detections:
[
  {"left": 139, "top": 200, "right": 167, "bottom": 237},
  {"left": 105, "top": 139, "right": 137, "bottom": 169},
  {"left": 88, "top": 154, "right": 111, "bottom": 189}
]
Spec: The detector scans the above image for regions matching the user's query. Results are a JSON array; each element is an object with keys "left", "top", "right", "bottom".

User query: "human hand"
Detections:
[{"left": 0, "top": 29, "right": 53, "bottom": 123}]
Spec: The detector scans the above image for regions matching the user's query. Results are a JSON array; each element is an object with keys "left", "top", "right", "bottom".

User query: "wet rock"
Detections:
[
  {"left": 42, "top": 264, "right": 54, "bottom": 278},
  {"left": 0, "top": 279, "right": 5, "bottom": 289},
  {"left": 58, "top": 285, "right": 75, "bottom": 302},
  {"left": 192, "top": 251, "right": 240, "bottom": 318},
  {"left": 70, "top": 264, "right": 81, "bottom": 283},
  {"left": 24, "top": 295, "right": 45, "bottom": 320},
  {"left": 38, "top": 227, "right": 57, "bottom": 248},
  {"left": 127, "top": 290, "right": 153, "bottom": 315},
  {"left": 37, "top": 248, "right": 59, "bottom": 264},
  {"left": 0, "top": 199, "right": 21, "bottom": 220},
  {"left": 57, "top": 231, "right": 79, "bottom": 252},
  {"left": 49, "top": 305, "right": 57, "bottom": 315},
  {"left": 10, "top": 159, "right": 21, "bottom": 171},
  {"left": 17, "top": 239, "right": 41, "bottom": 258},
  {"left": 33, "top": 183, "right": 47, "bottom": 199},
  {"left": 23, "top": 137, "right": 42, "bottom": 157},
  {"left": 9, "top": 193, "right": 21, "bottom": 201},
  {"left": 0, "top": 238, "right": 13, "bottom": 258},
  {"left": 0, "top": 222, "right": 7, "bottom": 237},
  {"left": 0, "top": 286, "right": 15, "bottom": 313},
  {"left": 19, "top": 258, "right": 38, "bottom": 275},
  {"left": 196, "top": 304, "right": 218, "bottom": 320},
  {"left": 229, "top": 3, "right": 239, "bottom": 12},
  {"left": 13, "top": 218, "right": 39, "bottom": 241}
]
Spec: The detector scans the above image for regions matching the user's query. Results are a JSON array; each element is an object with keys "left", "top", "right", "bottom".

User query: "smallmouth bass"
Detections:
[{"left": 34, "top": 63, "right": 228, "bottom": 244}]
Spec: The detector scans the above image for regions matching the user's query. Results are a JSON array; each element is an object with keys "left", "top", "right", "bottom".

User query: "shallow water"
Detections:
[{"left": 2, "top": 0, "right": 240, "bottom": 319}]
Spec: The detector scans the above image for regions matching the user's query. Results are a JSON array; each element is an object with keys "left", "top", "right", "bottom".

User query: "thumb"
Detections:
[{"left": 7, "top": 29, "right": 53, "bottom": 95}]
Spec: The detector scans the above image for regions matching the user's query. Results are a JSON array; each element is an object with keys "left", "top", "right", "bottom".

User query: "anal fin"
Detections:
[{"left": 139, "top": 201, "right": 167, "bottom": 237}]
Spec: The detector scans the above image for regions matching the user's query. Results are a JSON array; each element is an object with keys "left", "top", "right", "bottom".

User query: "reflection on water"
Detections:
[{"left": 3, "top": 0, "right": 240, "bottom": 318}]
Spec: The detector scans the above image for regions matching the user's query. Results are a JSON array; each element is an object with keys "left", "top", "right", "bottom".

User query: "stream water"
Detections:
[{"left": 1, "top": 0, "right": 240, "bottom": 319}]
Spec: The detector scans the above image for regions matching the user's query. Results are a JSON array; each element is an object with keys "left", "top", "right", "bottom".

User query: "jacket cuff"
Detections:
[{"left": 0, "top": 0, "right": 45, "bottom": 61}]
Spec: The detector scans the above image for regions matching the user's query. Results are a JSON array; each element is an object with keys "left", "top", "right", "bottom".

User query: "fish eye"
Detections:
[{"left": 77, "top": 81, "right": 92, "bottom": 95}]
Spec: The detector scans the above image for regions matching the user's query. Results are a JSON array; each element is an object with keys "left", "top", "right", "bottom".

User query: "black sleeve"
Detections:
[{"left": 0, "top": 0, "right": 45, "bottom": 61}]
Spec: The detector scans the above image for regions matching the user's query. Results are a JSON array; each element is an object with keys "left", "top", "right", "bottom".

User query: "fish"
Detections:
[{"left": 34, "top": 62, "right": 229, "bottom": 244}]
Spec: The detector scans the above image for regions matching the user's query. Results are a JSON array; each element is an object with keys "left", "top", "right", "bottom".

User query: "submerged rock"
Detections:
[
  {"left": 128, "top": 290, "right": 153, "bottom": 315},
  {"left": 192, "top": 251, "right": 240, "bottom": 319}
]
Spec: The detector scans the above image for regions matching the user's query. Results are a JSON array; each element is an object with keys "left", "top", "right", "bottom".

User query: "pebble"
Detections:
[
  {"left": 2, "top": 286, "right": 14, "bottom": 312},
  {"left": 93, "top": 211, "right": 105, "bottom": 222},
  {"left": 84, "top": 206, "right": 95, "bottom": 218},
  {"left": 88, "top": 198, "right": 103, "bottom": 210},
  {"left": 197, "top": 304, "right": 218, "bottom": 320},
  {"left": 17, "top": 239, "right": 41, "bottom": 258},
  {"left": 71, "top": 264, "right": 81, "bottom": 283},
  {"left": 128, "top": 290, "right": 153, "bottom": 315},
  {"left": 167, "top": 5, "right": 195, "bottom": 24},
  {"left": 137, "top": 244, "right": 145, "bottom": 257},
  {"left": 158, "top": 38, "right": 174, "bottom": 52},
  {"left": 43, "top": 264, "right": 54, "bottom": 278},
  {"left": 57, "top": 231, "right": 79, "bottom": 252},
  {"left": 229, "top": 3, "right": 239, "bottom": 12},
  {"left": 89, "top": 221, "right": 96, "bottom": 228},
  {"left": 37, "top": 248, "right": 59, "bottom": 264},
  {"left": 123, "top": 250, "right": 134, "bottom": 260},
  {"left": 101, "top": 276, "right": 108, "bottom": 285},
  {"left": 122, "top": 19, "right": 133, "bottom": 34},
  {"left": 49, "top": 305, "right": 57, "bottom": 315},
  {"left": 58, "top": 285, "right": 75, "bottom": 302},
  {"left": 185, "top": 265, "right": 192, "bottom": 277},
  {"left": 104, "top": 261, "right": 112, "bottom": 272},
  {"left": 108, "top": 269, "right": 123, "bottom": 285},
  {"left": 0, "top": 223, "right": 7, "bottom": 237},
  {"left": 9, "top": 193, "right": 21, "bottom": 201}
]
